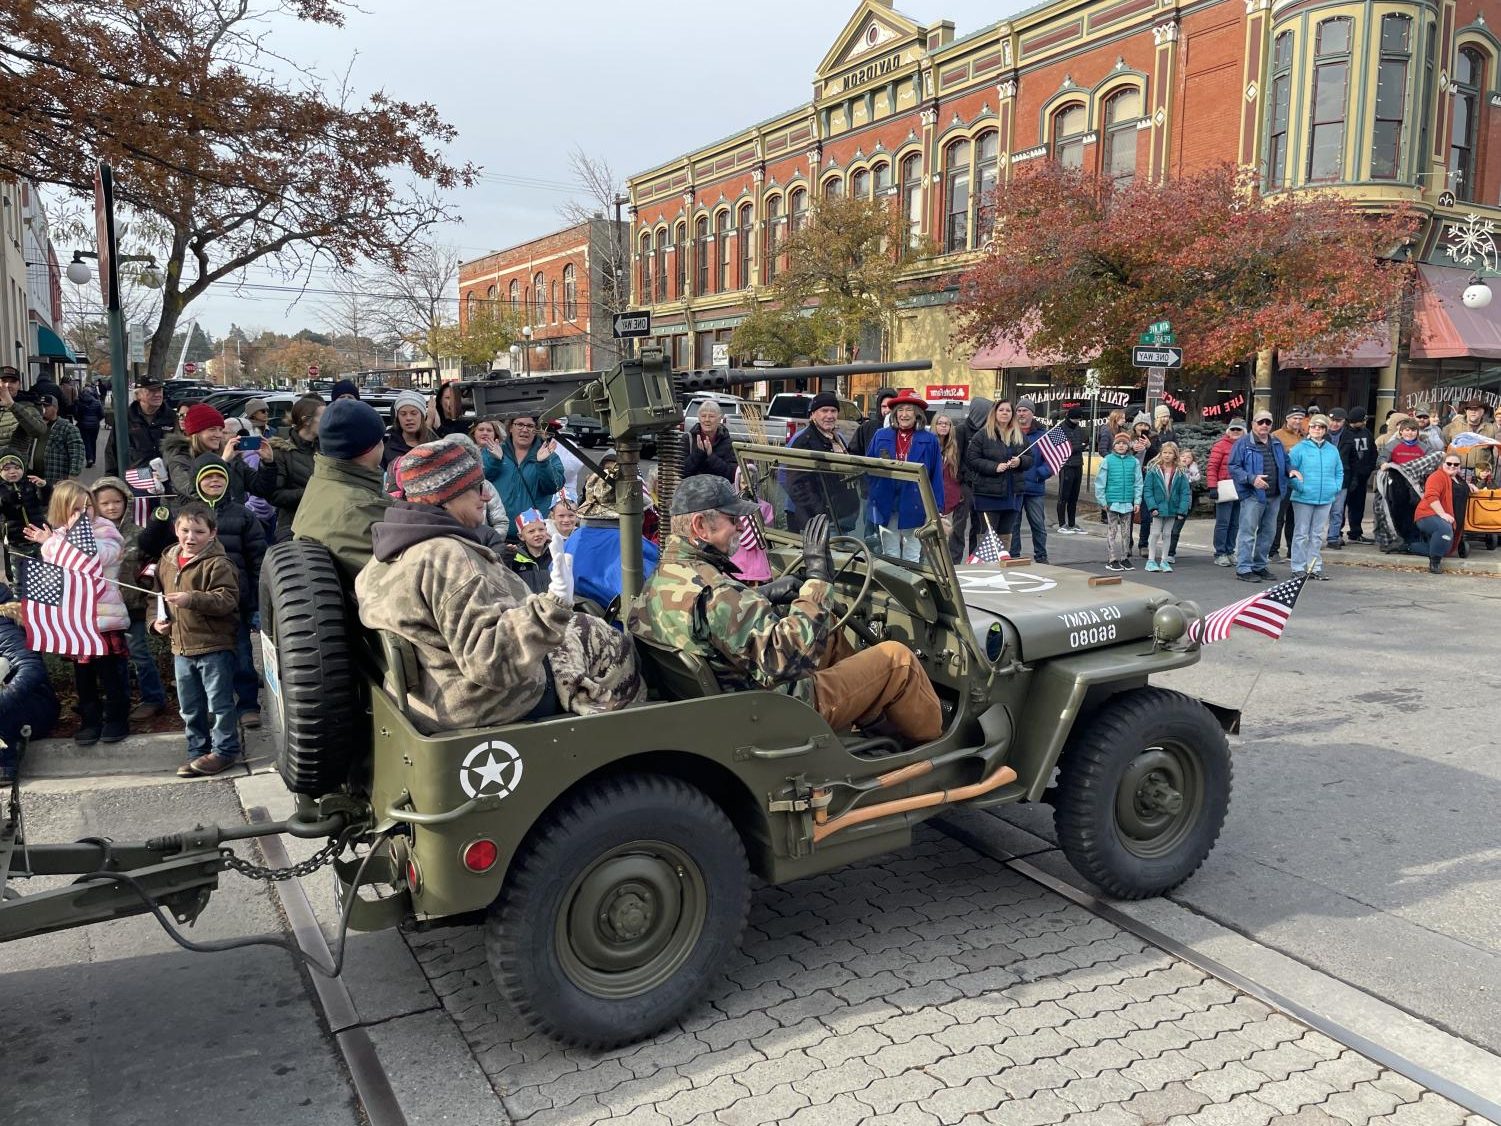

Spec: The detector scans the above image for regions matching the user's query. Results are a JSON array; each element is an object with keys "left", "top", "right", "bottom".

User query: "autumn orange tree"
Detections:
[
  {"left": 955, "top": 163, "right": 1417, "bottom": 400},
  {"left": 0, "top": 0, "right": 476, "bottom": 380}
]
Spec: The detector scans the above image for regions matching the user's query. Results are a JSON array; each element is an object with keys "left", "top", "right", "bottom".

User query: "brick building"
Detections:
[
  {"left": 458, "top": 216, "right": 628, "bottom": 375},
  {"left": 626, "top": 0, "right": 1501, "bottom": 417}
]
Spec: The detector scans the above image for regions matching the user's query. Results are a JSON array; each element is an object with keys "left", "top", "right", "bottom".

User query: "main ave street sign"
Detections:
[{"left": 1132, "top": 346, "right": 1183, "bottom": 369}]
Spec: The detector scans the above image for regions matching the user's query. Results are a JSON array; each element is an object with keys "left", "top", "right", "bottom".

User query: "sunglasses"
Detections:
[
  {"left": 1444, "top": 461, "right": 1462, "bottom": 468},
  {"left": 1253, "top": 420, "right": 1272, "bottom": 426},
  {"left": 1416, "top": 415, "right": 1430, "bottom": 420}
]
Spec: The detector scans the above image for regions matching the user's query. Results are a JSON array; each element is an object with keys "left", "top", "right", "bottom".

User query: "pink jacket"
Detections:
[{"left": 42, "top": 517, "right": 129, "bottom": 634}]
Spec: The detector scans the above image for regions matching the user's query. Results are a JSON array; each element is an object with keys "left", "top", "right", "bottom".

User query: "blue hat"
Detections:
[
  {"left": 330, "top": 378, "right": 361, "bottom": 400},
  {"left": 318, "top": 399, "right": 385, "bottom": 461}
]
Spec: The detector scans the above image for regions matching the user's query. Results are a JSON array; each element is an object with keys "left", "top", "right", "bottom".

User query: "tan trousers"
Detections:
[{"left": 812, "top": 640, "right": 943, "bottom": 745}]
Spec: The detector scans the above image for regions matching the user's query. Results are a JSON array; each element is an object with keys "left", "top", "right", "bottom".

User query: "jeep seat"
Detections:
[{"left": 632, "top": 634, "right": 722, "bottom": 700}]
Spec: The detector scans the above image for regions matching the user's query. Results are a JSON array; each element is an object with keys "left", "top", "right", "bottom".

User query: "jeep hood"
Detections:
[{"left": 958, "top": 564, "right": 1169, "bottom": 662}]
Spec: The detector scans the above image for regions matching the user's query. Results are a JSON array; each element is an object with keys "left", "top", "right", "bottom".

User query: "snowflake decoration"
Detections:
[{"left": 1444, "top": 212, "right": 1498, "bottom": 271}]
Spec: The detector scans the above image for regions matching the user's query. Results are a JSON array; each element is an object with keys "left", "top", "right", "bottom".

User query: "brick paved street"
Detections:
[{"left": 406, "top": 825, "right": 1486, "bottom": 1126}]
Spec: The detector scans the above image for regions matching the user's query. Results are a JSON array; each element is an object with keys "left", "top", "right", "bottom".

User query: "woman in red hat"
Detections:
[
  {"left": 865, "top": 388, "right": 942, "bottom": 562},
  {"left": 162, "top": 402, "right": 273, "bottom": 502}
]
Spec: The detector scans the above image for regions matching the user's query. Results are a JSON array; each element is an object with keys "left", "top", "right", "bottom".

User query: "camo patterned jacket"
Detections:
[{"left": 627, "top": 536, "right": 832, "bottom": 702}]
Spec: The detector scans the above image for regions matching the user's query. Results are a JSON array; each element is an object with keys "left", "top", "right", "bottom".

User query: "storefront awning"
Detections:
[
  {"left": 1412, "top": 264, "right": 1501, "bottom": 361},
  {"left": 31, "top": 324, "right": 72, "bottom": 362},
  {"left": 1279, "top": 328, "right": 1392, "bottom": 369},
  {"left": 968, "top": 314, "right": 1090, "bottom": 369}
]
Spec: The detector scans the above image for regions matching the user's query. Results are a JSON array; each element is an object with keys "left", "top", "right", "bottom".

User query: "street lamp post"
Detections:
[
  {"left": 521, "top": 325, "right": 533, "bottom": 377},
  {"left": 66, "top": 249, "right": 162, "bottom": 472},
  {"left": 1442, "top": 213, "right": 1498, "bottom": 310}
]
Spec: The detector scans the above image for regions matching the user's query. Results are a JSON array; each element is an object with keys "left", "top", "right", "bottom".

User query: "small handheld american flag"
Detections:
[
  {"left": 1189, "top": 572, "right": 1309, "bottom": 645},
  {"left": 966, "top": 512, "right": 1012, "bottom": 565},
  {"left": 124, "top": 467, "right": 166, "bottom": 527},
  {"left": 1034, "top": 426, "right": 1074, "bottom": 477},
  {"left": 16, "top": 519, "right": 107, "bottom": 656}
]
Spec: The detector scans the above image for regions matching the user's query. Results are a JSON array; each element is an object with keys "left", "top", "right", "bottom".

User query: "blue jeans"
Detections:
[
  {"left": 1415, "top": 515, "right": 1454, "bottom": 561},
  {"left": 1010, "top": 495, "right": 1049, "bottom": 562},
  {"left": 1326, "top": 489, "right": 1347, "bottom": 544},
  {"left": 174, "top": 650, "right": 240, "bottom": 759},
  {"left": 125, "top": 618, "right": 167, "bottom": 707},
  {"left": 235, "top": 618, "right": 260, "bottom": 715},
  {"left": 1291, "top": 502, "right": 1332, "bottom": 574},
  {"left": 1213, "top": 500, "right": 1241, "bottom": 556},
  {"left": 1236, "top": 495, "right": 1280, "bottom": 573}
]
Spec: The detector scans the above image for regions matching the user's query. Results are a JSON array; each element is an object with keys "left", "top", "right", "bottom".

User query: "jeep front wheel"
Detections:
[
  {"left": 485, "top": 774, "right": 750, "bottom": 1048},
  {"left": 1053, "top": 687, "right": 1231, "bottom": 900}
]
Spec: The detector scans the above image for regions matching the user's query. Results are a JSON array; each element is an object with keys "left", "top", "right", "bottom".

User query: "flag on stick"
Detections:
[
  {"left": 15, "top": 555, "right": 105, "bottom": 657},
  {"left": 966, "top": 513, "right": 1012, "bottom": 565},
  {"left": 1189, "top": 573, "right": 1309, "bottom": 645},
  {"left": 1034, "top": 426, "right": 1074, "bottom": 477}
]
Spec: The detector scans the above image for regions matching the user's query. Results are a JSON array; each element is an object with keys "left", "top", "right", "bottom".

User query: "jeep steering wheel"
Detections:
[{"left": 775, "top": 534, "right": 874, "bottom": 636}]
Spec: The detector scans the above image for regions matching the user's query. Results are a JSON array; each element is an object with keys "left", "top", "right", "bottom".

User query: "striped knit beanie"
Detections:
[{"left": 393, "top": 436, "right": 483, "bottom": 507}]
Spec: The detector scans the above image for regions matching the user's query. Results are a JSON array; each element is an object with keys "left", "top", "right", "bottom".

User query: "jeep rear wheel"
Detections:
[
  {"left": 1053, "top": 687, "right": 1231, "bottom": 900},
  {"left": 486, "top": 774, "right": 749, "bottom": 1048}
]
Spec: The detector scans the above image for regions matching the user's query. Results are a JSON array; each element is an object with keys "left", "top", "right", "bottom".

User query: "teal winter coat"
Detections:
[
  {"left": 1093, "top": 452, "right": 1143, "bottom": 512},
  {"left": 1143, "top": 464, "right": 1192, "bottom": 518},
  {"left": 1287, "top": 437, "right": 1344, "bottom": 506}
]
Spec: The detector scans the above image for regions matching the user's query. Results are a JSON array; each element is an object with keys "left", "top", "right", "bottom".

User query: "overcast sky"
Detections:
[{"left": 173, "top": 0, "right": 1019, "bottom": 342}]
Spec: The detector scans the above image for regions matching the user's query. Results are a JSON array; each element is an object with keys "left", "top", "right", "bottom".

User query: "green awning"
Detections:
[{"left": 32, "top": 324, "right": 71, "bottom": 361}]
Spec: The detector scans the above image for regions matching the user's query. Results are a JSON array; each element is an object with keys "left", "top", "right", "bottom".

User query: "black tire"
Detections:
[
  {"left": 486, "top": 774, "right": 749, "bottom": 1048},
  {"left": 259, "top": 540, "right": 364, "bottom": 796},
  {"left": 1053, "top": 687, "right": 1231, "bottom": 900}
]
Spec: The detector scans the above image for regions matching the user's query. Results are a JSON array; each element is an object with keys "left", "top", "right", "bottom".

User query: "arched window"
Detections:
[
  {"left": 654, "top": 229, "right": 668, "bottom": 303},
  {"left": 639, "top": 235, "right": 652, "bottom": 304},
  {"left": 765, "top": 195, "right": 785, "bottom": 281},
  {"left": 1370, "top": 16, "right": 1411, "bottom": 180},
  {"left": 1451, "top": 46, "right": 1485, "bottom": 201},
  {"left": 695, "top": 215, "right": 711, "bottom": 295},
  {"left": 1051, "top": 104, "right": 1087, "bottom": 170},
  {"left": 532, "top": 272, "right": 545, "bottom": 326},
  {"left": 851, "top": 167, "right": 871, "bottom": 199},
  {"left": 789, "top": 188, "right": 808, "bottom": 234},
  {"left": 1267, "top": 32, "right": 1294, "bottom": 187},
  {"left": 465, "top": 292, "right": 475, "bottom": 321},
  {"left": 562, "top": 264, "right": 577, "bottom": 319},
  {"left": 550, "top": 280, "right": 558, "bottom": 322},
  {"left": 1102, "top": 89, "right": 1141, "bottom": 185},
  {"left": 673, "top": 221, "right": 687, "bottom": 298},
  {"left": 738, "top": 202, "right": 754, "bottom": 288},
  {"left": 873, "top": 162, "right": 892, "bottom": 195},
  {"left": 974, "top": 131, "right": 1000, "bottom": 234},
  {"left": 823, "top": 176, "right": 843, "bottom": 200},
  {"left": 486, "top": 284, "right": 497, "bottom": 301},
  {"left": 716, "top": 210, "right": 731, "bottom": 293},
  {"left": 943, "top": 139, "right": 971, "bottom": 252},
  {"left": 1307, "top": 17, "right": 1352, "bottom": 182},
  {"left": 509, "top": 278, "right": 521, "bottom": 310},
  {"left": 901, "top": 152, "right": 923, "bottom": 249}
]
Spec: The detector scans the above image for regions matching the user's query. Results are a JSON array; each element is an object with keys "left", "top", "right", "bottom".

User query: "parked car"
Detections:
[
  {"left": 558, "top": 413, "right": 607, "bottom": 448},
  {"left": 765, "top": 392, "right": 861, "bottom": 447},
  {"left": 682, "top": 393, "right": 774, "bottom": 445}
]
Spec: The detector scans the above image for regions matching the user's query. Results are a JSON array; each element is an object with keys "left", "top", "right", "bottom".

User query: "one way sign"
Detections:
[
  {"left": 612, "top": 310, "right": 652, "bottom": 339},
  {"left": 1132, "top": 346, "right": 1183, "bottom": 369}
]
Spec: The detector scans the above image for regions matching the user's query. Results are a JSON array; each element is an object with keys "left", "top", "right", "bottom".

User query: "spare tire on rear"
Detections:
[{"left": 260, "top": 539, "right": 365, "bottom": 796}]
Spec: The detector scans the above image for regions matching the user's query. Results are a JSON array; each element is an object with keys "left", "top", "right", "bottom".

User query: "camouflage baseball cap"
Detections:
[{"left": 670, "top": 474, "right": 759, "bottom": 518}]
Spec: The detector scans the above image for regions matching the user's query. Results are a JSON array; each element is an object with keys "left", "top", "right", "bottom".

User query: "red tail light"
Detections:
[
  {"left": 787, "top": 420, "right": 798, "bottom": 440},
  {"left": 406, "top": 858, "right": 422, "bottom": 893},
  {"left": 462, "top": 839, "right": 499, "bottom": 873}
]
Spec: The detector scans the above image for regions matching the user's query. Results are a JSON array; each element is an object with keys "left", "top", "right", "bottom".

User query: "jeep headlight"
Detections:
[{"left": 1153, "top": 603, "right": 1188, "bottom": 643}]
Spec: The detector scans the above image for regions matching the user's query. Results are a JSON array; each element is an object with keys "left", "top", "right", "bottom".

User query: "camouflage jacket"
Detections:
[{"left": 627, "top": 536, "right": 831, "bottom": 701}]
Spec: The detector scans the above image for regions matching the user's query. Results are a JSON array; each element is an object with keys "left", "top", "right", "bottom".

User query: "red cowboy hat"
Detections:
[{"left": 886, "top": 389, "right": 928, "bottom": 410}]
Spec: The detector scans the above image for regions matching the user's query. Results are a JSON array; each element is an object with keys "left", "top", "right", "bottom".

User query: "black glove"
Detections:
[
  {"left": 802, "top": 513, "right": 833, "bottom": 582},
  {"left": 757, "top": 575, "right": 802, "bottom": 606}
]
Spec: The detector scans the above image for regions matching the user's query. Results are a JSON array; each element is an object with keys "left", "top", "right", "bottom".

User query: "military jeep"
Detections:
[{"left": 0, "top": 351, "right": 1234, "bottom": 1052}]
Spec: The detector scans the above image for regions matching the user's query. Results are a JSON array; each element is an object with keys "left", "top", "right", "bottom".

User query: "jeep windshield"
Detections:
[{"left": 735, "top": 443, "right": 948, "bottom": 575}]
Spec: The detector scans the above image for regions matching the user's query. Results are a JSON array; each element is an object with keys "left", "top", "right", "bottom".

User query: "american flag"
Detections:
[
  {"left": 1034, "top": 426, "right": 1074, "bottom": 477},
  {"left": 124, "top": 467, "right": 165, "bottom": 526},
  {"left": 15, "top": 520, "right": 106, "bottom": 656},
  {"left": 966, "top": 512, "right": 1012, "bottom": 565},
  {"left": 1189, "top": 572, "right": 1310, "bottom": 645}
]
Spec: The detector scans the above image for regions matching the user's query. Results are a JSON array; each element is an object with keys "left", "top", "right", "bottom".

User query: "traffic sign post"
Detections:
[
  {"left": 612, "top": 311, "right": 652, "bottom": 339},
  {"left": 1145, "top": 367, "right": 1166, "bottom": 410},
  {"left": 1132, "top": 346, "right": 1183, "bottom": 369},
  {"left": 308, "top": 363, "right": 320, "bottom": 379},
  {"left": 182, "top": 361, "right": 197, "bottom": 376}
]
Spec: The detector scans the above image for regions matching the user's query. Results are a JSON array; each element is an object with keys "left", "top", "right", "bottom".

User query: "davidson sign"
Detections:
[{"left": 841, "top": 51, "right": 904, "bottom": 90}]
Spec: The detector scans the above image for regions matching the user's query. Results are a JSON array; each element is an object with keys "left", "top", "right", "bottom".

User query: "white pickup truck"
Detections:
[{"left": 682, "top": 391, "right": 862, "bottom": 448}]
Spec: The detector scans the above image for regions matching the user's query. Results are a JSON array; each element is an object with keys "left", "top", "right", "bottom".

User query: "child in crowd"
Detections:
[
  {"left": 1167, "top": 448, "right": 1201, "bottom": 564},
  {"left": 91, "top": 477, "right": 170, "bottom": 721},
  {"left": 153, "top": 502, "right": 240, "bottom": 776},
  {"left": 508, "top": 509, "right": 553, "bottom": 594},
  {"left": 0, "top": 451, "right": 48, "bottom": 569},
  {"left": 28, "top": 481, "right": 130, "bottom": 744},
  {"left": 1143, "top": 442, "right": 1191, "bottom": 573},
  {"left": 1095, "top": 431, "right": 1144, "bottom": 572},
  {"left": 548, "top": 493, "right": 578, "bottom": 539},
  {"left": 193, "top": 455, "right": 266, "bottom": 727}
]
